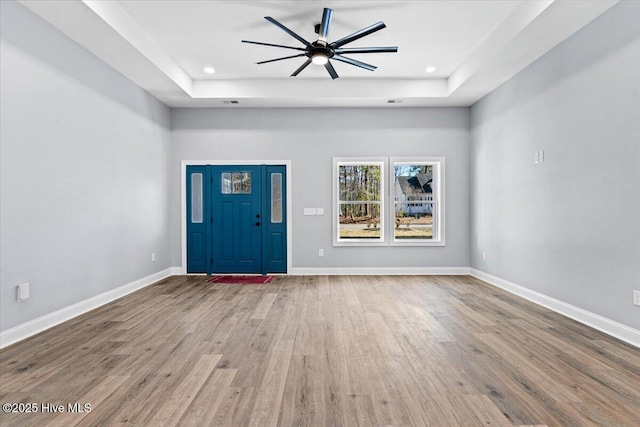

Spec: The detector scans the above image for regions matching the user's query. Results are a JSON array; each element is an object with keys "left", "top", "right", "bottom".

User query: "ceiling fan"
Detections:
[{"left": 242, "top": 8, "right": 398, "bottom": 79}]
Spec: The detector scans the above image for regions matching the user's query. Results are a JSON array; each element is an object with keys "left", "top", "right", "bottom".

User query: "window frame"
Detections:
[
  {"left": 332, "top": 158, "right": 386, "bottom": 246},
  {"left": 389, "top": 157, "right": 445, "bottom": 246}
]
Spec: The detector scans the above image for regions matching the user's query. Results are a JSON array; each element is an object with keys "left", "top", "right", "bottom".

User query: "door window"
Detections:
[
  {"left": 271, "top": 173, "right": 283, "bottom": 223},
  {"left": 191, "top": 173, "right": 203, "bottom": 223},
  {"left": 221, "top": 172, "right": 252, "bottom": 194}
]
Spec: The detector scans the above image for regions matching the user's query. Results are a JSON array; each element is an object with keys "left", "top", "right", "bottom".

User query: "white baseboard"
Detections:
[
  {"left": 290, "top": 267, "right": 470, "bottom": 275},
  {"left": 470, "top": 268, "right": 640, "bottom": 348},
  {"left": 0, "top": 267, "right": 179, "bottom": 349}
]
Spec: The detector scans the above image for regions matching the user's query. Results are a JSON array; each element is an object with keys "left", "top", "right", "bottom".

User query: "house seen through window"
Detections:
[
  {"left": 394, "top": 164, "right": 434, "bottom": 239},
  {"left": 391, "top": 158, "right": 444, "bottom": 245}
]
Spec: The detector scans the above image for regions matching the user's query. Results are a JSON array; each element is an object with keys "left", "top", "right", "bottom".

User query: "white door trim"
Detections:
[{"left": 181, "top": 160, "right": 293, "bottom": 275}]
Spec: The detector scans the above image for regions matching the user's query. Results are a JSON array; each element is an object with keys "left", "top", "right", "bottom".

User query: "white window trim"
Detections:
[
  {"left": 333, "top": 158, "right": 386, "bottom": 246},
  {"left": 389, "top": 157, "right": 445, "bottom": 246}
]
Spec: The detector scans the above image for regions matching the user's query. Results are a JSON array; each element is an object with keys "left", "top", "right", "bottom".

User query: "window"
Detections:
[
  {"left": 271, "top": 173, "right": 283, "bottom": 223},
  {"left": 391, "top": 158, "right": 444, "bottom": 245},
  {"left": 333, "top": 157, "right": 444, "bottom": 246},
  {"left": 333, "top": 159, "right": 385, "bottom": 245},
  {"left": 191, "top": 173, "right": 203, "bottom": 223},
  {"left": 221, "top": 172, "right": 251, "bottom": 194}
]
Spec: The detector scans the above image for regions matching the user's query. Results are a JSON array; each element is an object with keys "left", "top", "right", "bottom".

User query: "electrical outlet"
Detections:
[
  {"left": 633, "top": 290, "right": 640, "bottom": 306},
  {"left": 534, "top": 152, "right": 539, "bottom": 164},
  {"left": 483, "top": 251, "right": 487, "bottom": 261},
  {"left": 318, "top": 249, "right": 324, "bottom": 257},
  {"left": 539, "top": 150, "right": 544, "bottom": 162},
  {"left": 151, "top": 252, "right": 156, "bottom": 262},
  {"left": 17, "top": 282, "right": 30, "bottom": 302}
]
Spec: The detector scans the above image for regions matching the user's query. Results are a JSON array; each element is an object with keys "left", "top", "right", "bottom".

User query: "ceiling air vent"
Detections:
[
  {"left": 223, "top": 100, "right": 239, "bottom": 104},
  {"left": 387, "top": 99, "right": 403, "bottom": 104}
]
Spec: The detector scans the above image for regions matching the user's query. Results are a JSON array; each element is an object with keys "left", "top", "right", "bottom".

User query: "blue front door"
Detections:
[
  {"left": 212, "top": 165, "right": 262, "bottom": 273},
  {"left": 186, "top": 165, "right": 287, "bottom": 274}
]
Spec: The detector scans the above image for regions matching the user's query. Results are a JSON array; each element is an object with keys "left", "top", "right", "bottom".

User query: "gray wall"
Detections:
[
  {"left": 171, "top": 108, "right": 470, "bottom": 270},
  {"left": 470, "top": 1, "right": 640, "bottom": 328},
  {"left": 0, "top": 1, "right": 172, "bottom": 330},
  {"left": 4, "top": 0, "right": 637, "bottom": 335}
]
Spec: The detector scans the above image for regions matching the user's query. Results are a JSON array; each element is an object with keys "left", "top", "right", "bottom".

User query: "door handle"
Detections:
[{"left": 255, "top": 222, "right": 261, "bottom": 226}]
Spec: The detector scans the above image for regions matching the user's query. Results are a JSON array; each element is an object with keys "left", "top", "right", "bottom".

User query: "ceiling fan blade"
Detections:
[
  {"left": 257, "top": 54, "right": 307, "bottom": 65},
  {"left": 265, "top": 16, "right": 311, "bottom": 47},
  {"left": 318, "top": 8, "right": 333, "bottom": 42},
  {"left": 242, "top": 40, "right": 306, "bottom": 52},
  {"left": 325, "top": 61, "right": 339, "bottom": 79},
  {"left": 291, "top": 58, "right": 313, "bottom": 76},
  {"left": 334, "top": 46, "right": 398, "bottom": 54},
  {"left": 332, "top": 54, "right": 377, "bottom": 71},
  {"left": 330, "top": 21, "right": 386, "bottom": 48}
]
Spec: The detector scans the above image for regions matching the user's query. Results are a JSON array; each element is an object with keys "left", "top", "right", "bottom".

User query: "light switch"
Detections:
[
  {"left": 304, "top": 208, "right": 316, "bottom": 216},
  {"left": 534, "top": 152, "right": 539, "bottom": 164},
  {"left": 316, "top": 208, "right": 324, "bottom": 215}
]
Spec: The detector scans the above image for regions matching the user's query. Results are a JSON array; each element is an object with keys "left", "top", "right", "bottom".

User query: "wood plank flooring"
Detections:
[{"left": 1, "top": 275, "right": 639, "bottom": 426}]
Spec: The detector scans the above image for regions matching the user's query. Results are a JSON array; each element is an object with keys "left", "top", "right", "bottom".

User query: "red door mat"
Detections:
[{"left": 207, "top": 275, "right": 274, "bottom": 285}]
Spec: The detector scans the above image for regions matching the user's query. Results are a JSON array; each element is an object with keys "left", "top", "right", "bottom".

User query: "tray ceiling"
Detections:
[{"left": 19, "top": 0, "right": 618, "bottom": 107}]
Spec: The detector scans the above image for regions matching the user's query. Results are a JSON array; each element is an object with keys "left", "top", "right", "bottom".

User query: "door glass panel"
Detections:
[
  {"left": 231, "top": 172, "right": 251, "bottom": 194},
  {"left": 271, "top": 173, "right": 283, "bottom": 223},
  {"left": 221, "top": 173, "right": 232, "bottom": 194},
  {"left": 191, "top": 173, "right": 203, "bottom": 223}
]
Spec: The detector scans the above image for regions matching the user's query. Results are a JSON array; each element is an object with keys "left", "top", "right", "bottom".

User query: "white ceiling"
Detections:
[{"left": 19, "top": 0, "right": 618, "bottom": 108}]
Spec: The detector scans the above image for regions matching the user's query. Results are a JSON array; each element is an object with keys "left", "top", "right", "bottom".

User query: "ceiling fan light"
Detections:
[{"left": 312, "top": 54, "right": 329, "bottom": 65}]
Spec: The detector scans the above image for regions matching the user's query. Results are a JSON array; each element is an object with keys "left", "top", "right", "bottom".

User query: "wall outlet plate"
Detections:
[
  {"left": 304, "top": 208, "right": 316, "bottom": 215},
  {"left": 17, "top": 282, "right": 30, "bottom": 302},
  {"left": 633, "top": 290, "right": 640, "bottom": 306}
]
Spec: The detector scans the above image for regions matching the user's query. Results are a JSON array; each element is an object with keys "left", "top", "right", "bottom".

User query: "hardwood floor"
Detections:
[{"left": 1, "top": 275, "right": 639, "bottom": 426}]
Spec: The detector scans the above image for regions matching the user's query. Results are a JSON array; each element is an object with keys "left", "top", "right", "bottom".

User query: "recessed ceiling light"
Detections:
[
  {"left": 203, "top": 66, "right": 215, "bottom": 74},
  {"left": 425, "top": 66, "right": 436, "bottom": 73}
]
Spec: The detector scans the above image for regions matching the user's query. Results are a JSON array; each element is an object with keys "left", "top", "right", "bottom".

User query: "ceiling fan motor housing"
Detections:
[{"left": 308, "top": 41, "right": 333, "bottom": 59}]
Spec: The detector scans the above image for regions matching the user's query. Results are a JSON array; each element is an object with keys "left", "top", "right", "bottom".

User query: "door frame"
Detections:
[{"left": 181, "top": 160, "right": 292, "bottom": 275}]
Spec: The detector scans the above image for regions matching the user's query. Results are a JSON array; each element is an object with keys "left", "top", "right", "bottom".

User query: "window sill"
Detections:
[
  {"left": 390, "top": 240, "right": 446, "bottom": 247},
  {"left": 333, "top": 239, "right": 446, "bottom": 247},
  {"left": 333, "top": 240, "right": 387, "bottom": 247}
]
